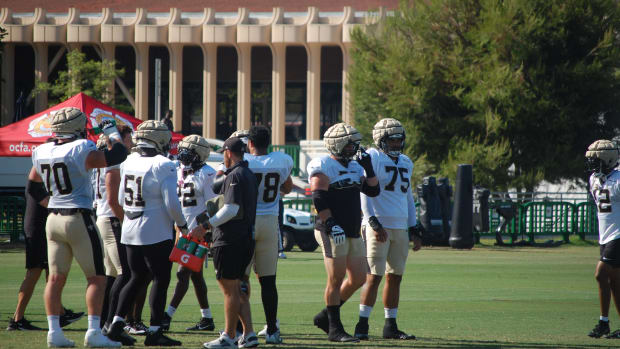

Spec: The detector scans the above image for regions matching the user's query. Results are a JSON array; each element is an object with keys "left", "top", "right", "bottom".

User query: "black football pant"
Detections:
[{"left": 115, "top": 239, "right": 173, "bottom": 327}]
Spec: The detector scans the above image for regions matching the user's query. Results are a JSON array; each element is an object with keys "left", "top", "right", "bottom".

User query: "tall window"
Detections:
[{"left": 216, "top": 46, "right": 237, "bottom": 140}]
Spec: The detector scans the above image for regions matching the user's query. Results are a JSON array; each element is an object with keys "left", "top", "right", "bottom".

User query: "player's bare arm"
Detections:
[{"left": 105, "top": 169, "right": 123, "bottom": 222}]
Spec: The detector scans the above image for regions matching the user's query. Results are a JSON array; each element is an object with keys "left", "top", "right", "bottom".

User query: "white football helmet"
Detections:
[
  {"left": 178, "top": 134, "right": 211, "bottom": 165},
  {"left": 323, "top": 123, "right": 362, "bottom": 160},
  {"left": 231, "top": 129, "right": 250, "bottom": 146},
  {"left": 50, "top": 107, "right": 87, "bottom": 138},
  {"left": 133, "top": 120, "right": 172, "bottom": 154},
  {"left": 586, "top": 139, "right": 619, "bottom": 175},
  {"left": 373, "top": 118, "right": 405, "bottom": 157}
]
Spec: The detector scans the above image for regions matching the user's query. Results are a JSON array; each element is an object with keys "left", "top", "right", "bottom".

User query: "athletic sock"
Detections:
[
  {"left": 359, "top": 304, "right": 373, "bottom": 318},
  {"left": 601, "top": 316, "right": 609, "bottom": 322},
  {"left": 112, "top": 316, "right": 125, "bottom": 324},
  {"left": 88, "top": 315, "right": 100, "bottom": 330},
  {"left": 166, "top": 305, "right": 176, "bottom": 318},
  {"left": 200, "top": 308, "right": 212, "bottom": 319},
  {"left": 384, "top": 307, "right": 398, "bottom": 319},
  {"left": 326, "top": 305, "right": 342, "bottom": 331},
  {"left": 259, "top": 275, "right": 278, "bottom": 334},
  {"left": 47, "top": 315, "right": 61, "bottom": 332},
  {"left": 149, "top": 325, "right": 160, "bottom": 332}
]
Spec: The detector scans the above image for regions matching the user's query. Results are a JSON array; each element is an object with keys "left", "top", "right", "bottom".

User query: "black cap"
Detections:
[{"left": 216, "top": 137, "right": 246, "bottom": 153}]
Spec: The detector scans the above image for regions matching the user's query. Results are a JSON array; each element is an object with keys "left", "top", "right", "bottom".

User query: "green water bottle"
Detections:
[
  {"left": 176, "top": 235, "right": 189, "bottom": 250},
  {"left": 195, "top": 244, "right": 208, "bottom": 258},
  {"left": 186, "top": 241, "right": 198, "bottom": 254}
]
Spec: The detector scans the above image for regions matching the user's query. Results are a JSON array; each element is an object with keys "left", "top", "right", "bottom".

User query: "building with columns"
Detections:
[{"left": 0, "top": 1, "right": 397, "bottom": 145}]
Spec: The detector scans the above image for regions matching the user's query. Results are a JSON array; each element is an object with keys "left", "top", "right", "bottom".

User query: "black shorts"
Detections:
[
  {"left": 212, "top": 239, "right": 255, "bottom": 280},
  {"left": 600, "top": 239, "right": 620, "bottom": 268},
  {"left": 25, "top": 235, "right": 48, "bottom": 269}
]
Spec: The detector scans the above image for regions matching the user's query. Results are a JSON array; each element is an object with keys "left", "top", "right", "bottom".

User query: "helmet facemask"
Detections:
[
  {"left": 380, "top": 133, "right": 405, "bottom": 157},
  {"left": 178, "top": 147, "right": 201, "bottom": 167}
]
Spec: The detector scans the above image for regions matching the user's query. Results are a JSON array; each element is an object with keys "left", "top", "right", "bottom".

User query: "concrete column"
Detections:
[
  {"left": 101, "top": 43, "right": 116, "bottom": 104},
  {"left": 169, "top": 44, "right": 183, "bottom": 132},
  {"left": 237, "top": 44, "right": 252, "bottom": 131},
  {"left": 202, "top": 44, "right": 217, "bottom": 139},
  {"left": 0, "top": 44, "right": 15, "bottom": 126},
  {"left": 306, "top": 43, "right": 321, "bottom": 140},
  {"left": 341, "top": 44, "right": 352, "bottom": 125},
  {"left": 34, "top": 43, "right": 49, "bottom": 113},
  {"left": 271, "top": 44, "right": 286, "bottom": 145},
  {"left": 134, "top": 44, "right": 149, "bottom": 120}
]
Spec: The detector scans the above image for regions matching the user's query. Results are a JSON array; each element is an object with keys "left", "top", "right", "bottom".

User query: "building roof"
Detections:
[{"left": 5, "top": 0, "right": 398, "bottom": 13}]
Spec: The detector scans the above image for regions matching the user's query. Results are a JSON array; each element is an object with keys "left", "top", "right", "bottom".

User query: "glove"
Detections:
[
  {"left": 408, "top": 224, "right": 424, "bottom": 241},
  {"left": 355, "top": 147, "right": 375, "bottom": 178},
  {"left": 592, "top": 172, "right": 606, "bottom": 192},
  {"left": 325, "top": 217, "right": 346, "bottom": 246},
  {"left": 100, "top": 120, "right": 121, "bottom": 142}
]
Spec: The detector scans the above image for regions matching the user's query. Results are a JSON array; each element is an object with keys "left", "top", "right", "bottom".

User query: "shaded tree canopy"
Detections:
[
  {"left": 32, "top": 49, "right": 128, "bottom": 113},
  {"left": 350, "top": 0, "right": 620, "bottom": 191}
]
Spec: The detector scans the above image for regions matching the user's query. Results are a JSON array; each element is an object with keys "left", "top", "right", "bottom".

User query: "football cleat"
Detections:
[
  {"left": 257, "top": 319, "right": 279, "bottom": 337},
  {"left": 7, "top": 317, "right": 44, "bottom": 331},
  {"left": 589, "top": 320, "right": 610, "bottom": 338},
  {"left": 203, "top": 332, "right": 236, "bottom": 348},
  {"left": 47, "top": 330, "right": 75, "bottom": 348},
  {"left": 128, "top": 321, "right": 148, "bottom": 335},
  {"left": 237, "top": 332, "right": 259, "bottom": 348},
  {"left": 144, "top": 328, "right": 182, "bottom": 346},
  {"left": 354, "top": 321, "right": 369, "bottom": 340},
  {"left": 186, "top": 317, "right": 215, "bottom": 331},
  {"left": 328, "top": 328, "right": 359, "bottom": 343},
  {"left": 313, "top": 308, "right": 329, "bottom": 334},
  {"left": 383, "top": 322, "right": 416, "bottom": 340},
  {"left": 106, "top": 321, "right": 136, "bottom": 345},
  {"left": 265, "top": 329, "right": 283, "bottom": 344},
  {"left": 606, "top": 329, "right": 620, "bottom": 339},
  {"left": 84, "top": 329, "right": 121, "bottom": 347},
  {"left": 59, "top": 308, "right": 85, "bottom": 328}
]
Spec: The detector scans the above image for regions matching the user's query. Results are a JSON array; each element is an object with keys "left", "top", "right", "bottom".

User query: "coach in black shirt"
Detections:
[{"left": 190, "top": 136, "right": 259, "bottom": 348}]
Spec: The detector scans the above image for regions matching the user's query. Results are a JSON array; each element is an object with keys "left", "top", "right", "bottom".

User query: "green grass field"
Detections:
[{"left": 0, "top": 240, "right": 618, "bottom": 348}]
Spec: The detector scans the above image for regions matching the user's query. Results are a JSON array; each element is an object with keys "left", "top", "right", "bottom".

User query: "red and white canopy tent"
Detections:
[{"left": 0, "top": 93, "right": 184, "bottom": 156}]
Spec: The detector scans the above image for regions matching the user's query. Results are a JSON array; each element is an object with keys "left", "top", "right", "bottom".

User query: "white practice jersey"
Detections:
[
  {"left": 361, "top": 148, "right": 415, "bottom": 229},
  {"left": 95, "top": 165, "right": 121, "bottom": 218},
  {"left": 119, "top": 152, "right": 186, "bottom": 245},
  {"left": 177, "top": 163, "right": 217, "bottom": 230},
  {"left": 246, "top": 152, "right": 294, "bottom": 216},
  {"left": 590, "top": 170, "right": 620, "bottom": 244},
  {"left": 32, "top": 139, "right": 97, "bottom": 209}
]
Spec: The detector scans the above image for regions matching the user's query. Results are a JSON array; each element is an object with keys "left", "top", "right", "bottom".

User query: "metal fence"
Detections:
[{"left": 0, "top": 196, "right": 25, "bottom": 243}]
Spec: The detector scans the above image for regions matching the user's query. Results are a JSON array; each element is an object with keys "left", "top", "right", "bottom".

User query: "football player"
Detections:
[
  {"left": 586, "top": 140, "right": 620, "bottom": 339},
  {"left": 308, "top": 123, "right": 380, "bottom": 342},
  {"left": 354, "top": 118, "right": 421, "bottom": 340},
  {"left": 245, "top": 125, "right": 294, "bottom": 344},
  {"left": 163, "top": 135, "right": 217, "bottom": 332},
  {"left": 29, "top": 107, "right": 127, "bottom": 347},
  {"left": 106, "top": 121, "right": 187, "bottom": 347},
  {"left": 93, "top": 129, "right": 139, "bottom": 337}
]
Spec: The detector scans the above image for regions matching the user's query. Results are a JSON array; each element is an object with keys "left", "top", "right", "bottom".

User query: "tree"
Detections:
[
  {"left": 32, "top": 49, "right": 128, "bottom": 112},
  {"left": 349, "top": 0, "right": 620, "bottom": 191}
]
